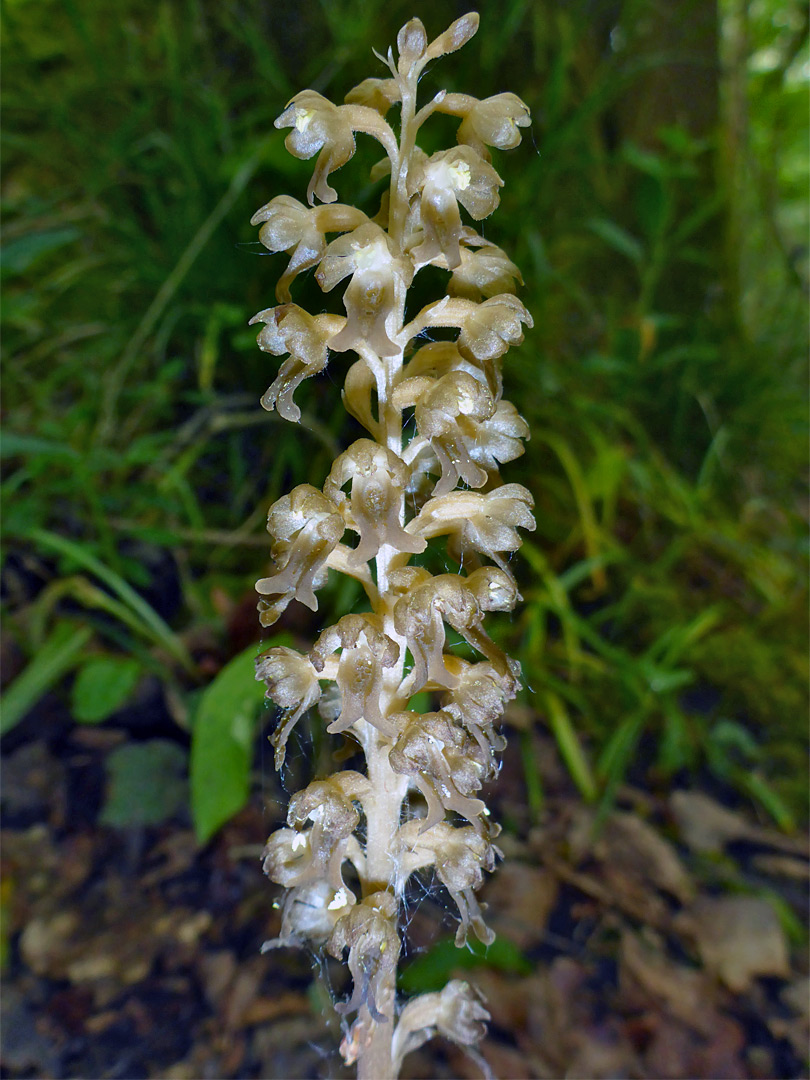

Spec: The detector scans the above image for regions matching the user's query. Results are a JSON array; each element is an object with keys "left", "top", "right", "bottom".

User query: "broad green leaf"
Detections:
[
  {"left": 101, "top": 740, "right": 187, "bottom": 828},
  {"left": 399, "top": 934, "right": 531, "bottom": 994},
  {"left": 190, "top": 636, "right": 291, "bottom": 844},
  {"left": 1, "top": 622, "right": 92, "bottom": 735},
  {"left": 71, "top": 656, "right": 142, "bottom": 723}
]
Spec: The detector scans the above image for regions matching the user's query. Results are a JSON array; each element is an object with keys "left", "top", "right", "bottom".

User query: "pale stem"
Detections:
[{"left": 355, "top": 67, "right": 419, "bottom": 1080}]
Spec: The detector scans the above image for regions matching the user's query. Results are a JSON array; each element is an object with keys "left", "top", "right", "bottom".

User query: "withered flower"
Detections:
[
  {"left": 256, "top": 485, "right": 344, "bottom": 626},
  {"left": 249, "top": 304, "right": 345, "bottom": 422}
]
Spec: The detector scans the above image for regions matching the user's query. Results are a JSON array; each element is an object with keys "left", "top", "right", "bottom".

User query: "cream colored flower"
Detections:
[
  {"left": 409, "top": 146, "right": 503, "bottom": 269},
  {"left": 275, "top": 90, "right": 397, "bottom": 206},
  {"left": 328, "top": 892, "right": 399, "bottom": 1021},
  {"left": 410, "top": 484, "right": 536, "bottom": 574},
  {"left": 448, "top": 236, "right": 523, "bottom": 300},
  {"left": 256, "top": 485, "right": 344, "bottom": 626},
  {"left": 324, "top": 438, "right": 426, "bottom": 564},
  {"left": 413, "top": 371, "right": 496, "bottom": 495},
  {"left": 249, "top": 304, "right": 344, "bottom": 422},
  {"left": 435, "top": 91, "right": 531, "bottom": 158},
  {"left": 397, "top": 820, "right": 499, "bottom": 945},
  {"left": 392, "top": 979, "right": 490, "bottom": 1073},
  {"left": 255, "top": 645, "right": 322, "bottom": 767},
  {"left": 310, "top": 614, "right": 401, "bottom": 735},
  {"left": 250, "top": 196, "right": 367, "bottom": 302},
  {"left": 316, "top": 222, "right": 411, "bottom": 357},
  {"left": 388, "top": 711, "right": 491, "bottom": 831},
  {"left": 392, "top": 567, "right": 518, "bottom": 693}
]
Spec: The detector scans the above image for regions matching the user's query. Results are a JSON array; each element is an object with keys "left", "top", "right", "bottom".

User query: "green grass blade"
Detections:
[
  {"left": 543, "top": 689, "right": 597, "bottom": 802},
  {"left": 1, "top": 622, "right": 92, "bottom": 735},
  {"left": 28, "top": 528, "right": 195, "bottom": 673}
]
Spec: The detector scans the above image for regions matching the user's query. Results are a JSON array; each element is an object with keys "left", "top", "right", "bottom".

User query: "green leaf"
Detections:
[
  {"left": 71, "top": 656, "right": 142, "bottom": 723},
  {"left": 1, "top": 622, "right": 93, "bottom": 735},
  {"left": 542, "top": 690, "right": 597, "bottom": 802},
  {"left": 587, "top": 218, "right": 644, "bottom": 264},
  {"left": 190, "top": 636, "right": 291, "bottom": 844},
  {"left": 0, "top": 432, "right": 80, "bottom": 460},
  {"left": 27, "top": 528, "right": 195, "bottom": 673},
  {"left": 101, "top": 740, "right": 187, "bottom": 828},
  {"left": 399, "top": 934, "right": 531, "bottom": 994},
  {"left": 1, "top": 228, "right": 81, "bottom": 278}
]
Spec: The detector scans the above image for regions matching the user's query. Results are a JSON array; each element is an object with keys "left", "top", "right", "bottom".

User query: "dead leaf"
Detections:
[
  {"left": 671, "top": 790, "right": 808, "bottom": 856},
  {"left": 596, "top": 812, "right": 695, "bottom": 904},
  {"left": 484, "top": 861, "right": 559, "bottom": 949},
  {"left": 619, "top": 930, "right": 714, "bottom": 1035},
  {"left": 677, "top": 895, "right": 790, "bottom": 992}
]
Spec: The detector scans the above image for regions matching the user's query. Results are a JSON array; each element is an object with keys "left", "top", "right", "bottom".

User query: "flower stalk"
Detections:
[{"left": 251, "top": 15, "right": 533, "bottom": 1078}]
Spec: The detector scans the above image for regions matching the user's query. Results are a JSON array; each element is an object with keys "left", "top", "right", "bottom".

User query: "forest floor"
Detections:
[{"left": 2, "top": 700, "right": 808, "bottom": 1080}]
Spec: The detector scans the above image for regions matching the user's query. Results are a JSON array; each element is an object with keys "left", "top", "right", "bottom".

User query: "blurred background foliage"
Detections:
[{"left": 2, "top": 0, "right": 807, "bottom": 836}]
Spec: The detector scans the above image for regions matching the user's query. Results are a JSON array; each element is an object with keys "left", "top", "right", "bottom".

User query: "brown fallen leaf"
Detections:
[
  {"left": 592, "top": 811, "right": 695, "bottom": 904},
  {"left": 239, "top": 991, "right": 311, "bottom": 1028},
  {"left": 676, "top": 895, "right": 790, "bottom": 992},
  {"left": 484, "top": 861, "right": 559, "bottom": 949},
  {"left": 671, "top": 790, "right": 809, "bottom": 856},
  {"left": 619, "top": 929, "right": 715, "bottom": 1036}
]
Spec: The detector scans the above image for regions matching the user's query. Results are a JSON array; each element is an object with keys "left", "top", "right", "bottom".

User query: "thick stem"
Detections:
[{"left": 355, "top": 70, "right": 419, "bottom": 1080}]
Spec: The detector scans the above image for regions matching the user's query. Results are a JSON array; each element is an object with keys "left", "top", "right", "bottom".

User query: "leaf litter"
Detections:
[{"left": 1, "top": 721, "right": 807, "bottom": 1079}]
